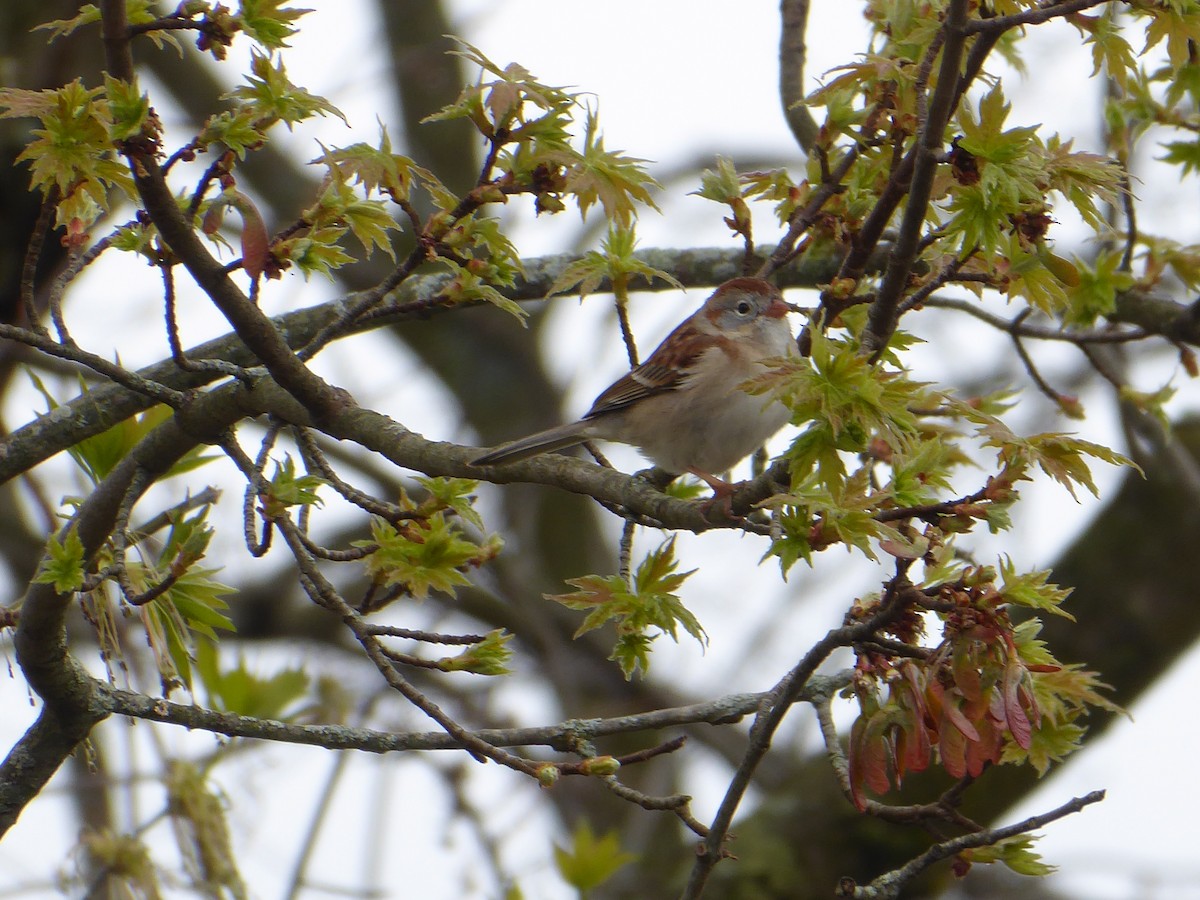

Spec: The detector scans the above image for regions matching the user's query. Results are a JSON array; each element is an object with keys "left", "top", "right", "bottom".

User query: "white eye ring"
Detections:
[{"left": 735, "top": 299, "right": 754, "bottom": 315}]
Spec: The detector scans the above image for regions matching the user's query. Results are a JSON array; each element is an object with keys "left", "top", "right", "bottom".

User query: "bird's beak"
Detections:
[{"left": 766, "top": 297, "right": 797, "bottom": 319}]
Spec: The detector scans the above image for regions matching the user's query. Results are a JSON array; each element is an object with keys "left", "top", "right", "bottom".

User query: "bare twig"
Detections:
[
  {"left": 839, "top": 790, "right": 1106, "bottom": 900},
  {"left": 613, "top": 276, "right": 640, "bottom": 368},
  {"left": 963, "top": 0, "right": 1113, "bottom": 34},
  {"left": 232, "top": 428, "right": 276, "bottom": 557},
  {"left": 19, "top": 185, "right": 58, "bottom": 336},
  {"left": 95, "top": 678, "right": 848, "bottom": 755},
  {"left": 293, "top": 426, "right": 414, "bottom": 522},
  {"left": 0, "top": 323, "right": 187, "bottom": 407},
  {"left": 364, "top": 624, "right": 491, "bottom": 644},
  {"left": 922, "top": 295, "right": 1148, "bottom": 344},
  {"left": 163, "top": 262, "right": 247, "bottom": 378},
  {"left": 1009, "top": 311, "right": 1078, "bottom": 408},
  {"left": 682, "top": 577, "right": 912, "bottom": 898}
]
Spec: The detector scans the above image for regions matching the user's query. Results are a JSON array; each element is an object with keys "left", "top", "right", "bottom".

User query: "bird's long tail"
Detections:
[{"left": 470, "top": 421, "right": 592, "bottom": 466}]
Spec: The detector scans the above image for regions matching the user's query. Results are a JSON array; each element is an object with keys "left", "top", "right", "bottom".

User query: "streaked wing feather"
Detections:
[
  {"left": 585, "top": 363, "right": 683, "bottom": 416},
  {"left": 584, "top": 318, "right": 720, "bottom": 418}
]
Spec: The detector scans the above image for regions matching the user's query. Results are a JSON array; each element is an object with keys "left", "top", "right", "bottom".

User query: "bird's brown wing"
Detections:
[
  {"left": 584, "top": 362, "right": 684, "bottom": 417},
  {"left": 584, "top": 318, "right": 729, "bottom": 419}
]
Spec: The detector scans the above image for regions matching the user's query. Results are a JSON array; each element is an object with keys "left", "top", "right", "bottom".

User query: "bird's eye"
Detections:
[{"left": 735, "top": 299, "right": 754, "bottom": 316}]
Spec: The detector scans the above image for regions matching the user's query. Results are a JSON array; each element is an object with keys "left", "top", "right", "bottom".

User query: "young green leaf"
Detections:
[
  {"left": 547, "top": 537, "right": 703, "bottom": 679},
  {"left": 263, "top": 457, "right": 325, "bottom": 517},
  {"left": 357, "top": 514, "right": 501, "bottom": 603},
  {"left": 436, "top": 630, "right": 513, "bottom": 676},
  {"left": 553, "top": 820, "right": 637, "bottom": 894},
  {"left": 226, "top": 50, "right": 346, "bottom": 130},
  {"left": 237, "top": 0, "right": 311, "bottom": 49},
  {"left": 33, "top": 527, "right": 86, "bottom": 594}
]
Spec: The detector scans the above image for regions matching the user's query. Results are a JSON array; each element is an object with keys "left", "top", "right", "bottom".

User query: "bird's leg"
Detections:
[{"left": 688, "top": 467, "right": 742, "bottom": 520}]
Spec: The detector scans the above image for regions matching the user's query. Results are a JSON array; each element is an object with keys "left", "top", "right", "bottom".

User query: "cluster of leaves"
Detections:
[
  {"left": 430, "top": 42, "right": 659, "bottom": 225},
  {"left": 731, "top": 314, "right": 1126, "bottom": 837},
  {"left": 230, "top": 38, "right": 661, "bottom": 300},
  {"left": 36, "top": 505, "right": 236, "bottom": 694},
  {"left": 741, "top": 320, "right": 1127, "bottom": 575},
  {"left": 549, "top": 224, "right": 682, "bottom": 304},
  {"left": 577, "top": 10, "right": 1181, "bottom": 867},
  {"left": 0, "top": 79, "right": 137, "bottom": 240},
  {"left": 357, "top": 478, "right": 502, "bottom": 596},
  {"left": 847, "top": 556, "right": 1117, "bottom": 817},
  {"left": 547, "top": 537, "right": 705, "bottom": 679},
  {"left": 836, "top": 2, "right": 1200, "bottom": 311},
  {"left": 0, "top": 6, "right": 664, "bottom": 333},
  {"left": 0, "top": 2, "right": 315, "bottom": 240},
  {"left": 39, "top": 0, "right": 307, "bottom": 59},
  {"left": 186, "top": 36, "right": 666, "bottom": 308}
]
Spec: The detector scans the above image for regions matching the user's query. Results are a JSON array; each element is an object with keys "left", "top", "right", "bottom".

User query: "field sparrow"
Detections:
[{"left": 471, "top": 277, "right": 797, "bottom": 493}]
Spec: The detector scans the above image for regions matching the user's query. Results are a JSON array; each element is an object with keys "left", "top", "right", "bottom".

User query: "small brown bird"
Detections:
[{"left": 471, "top": 277, "right": 796, "bottom": 493}]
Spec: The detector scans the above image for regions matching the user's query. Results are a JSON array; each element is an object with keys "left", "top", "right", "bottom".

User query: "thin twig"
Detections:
[
  {"left": 230, "top": 430, "right": 275, "bottom": 557},
  {"left": 19, "top": 185, "right": 58, "bottom": 336},
  {"left": 682, "top": 573, "right": 913, "bottom": 898},
  {"left": 293, "top": 427, "right": 414, "bottom": 522},
  {"left": 110, "top": 468, "right": 181, "bottom": 607},
  {"left": 922, "top": 295, "right": 1148, "bottom": 344},
  {"left": 0, "top": 323, "right": 187, "bottom": 407},
  {"left": 163, "top": 262, "right": 247, "bottom": 378},
  {"left": 963, "top": 0, "right": 1112, "bottom": 34},
  {"left": 840, "top": 790, "right": 1107, "bottom": 899},
  {"left": 1009, "top": 311, "right": 1077, "bottom": 408},
  {"left": 364, "top": 624, "right": 491, "bottom": 644},
  {"left": 613, "top": 275, "right": 640, "bottom": 367}
]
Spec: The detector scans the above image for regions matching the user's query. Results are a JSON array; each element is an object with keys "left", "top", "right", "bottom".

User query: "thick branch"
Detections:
[
  {"left": 779, "top": 0, "right": 818, "bottom": 154},
  {"left": 0, "top": 376, "right": 284, "bottom": 838},
  {"left": 0, "top": 244, "right": 858, "bottom": 486}
]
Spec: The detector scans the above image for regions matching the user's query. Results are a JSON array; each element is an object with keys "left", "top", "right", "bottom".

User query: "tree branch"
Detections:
[
  {"left": 779, "top": 0, "right": 818, "bottom": 154},
  {"left": 683, "top": 575, "right": 913, "bottom": 897},
  {"left": 839, "top": 790, "right": 1106, "bottom": 899},
  {"left": 863, "top": 0, "right": 968, "bottom": 355},
  {"left": 963, "top": 0, "right": 1114, "bottom": 34},
  {"left": 0, "top": 244, "right": 859, "bottom": 486},
  {"left": 100, "top": 2, "right": 345, "bottom": 422},
  {"left": 96, "top": 681, "right": 841, "bottom": 752}
]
